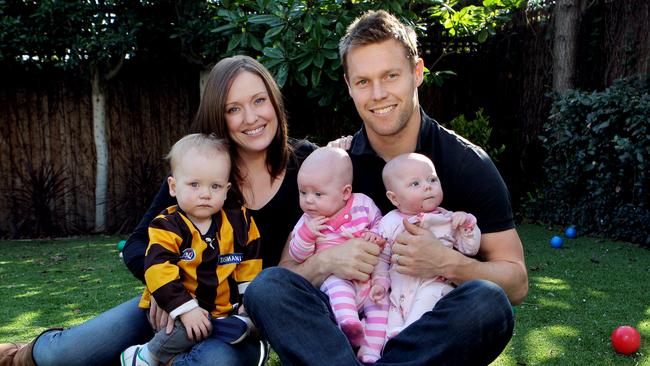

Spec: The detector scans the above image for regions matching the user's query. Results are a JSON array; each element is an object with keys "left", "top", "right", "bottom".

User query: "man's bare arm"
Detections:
[{"left": 279, "top": 234, "right": 381, "bottom": 287}]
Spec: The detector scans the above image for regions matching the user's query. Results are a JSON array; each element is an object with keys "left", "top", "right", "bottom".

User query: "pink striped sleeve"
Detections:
[{"left": 288, "top": 215, "right": 318, "bottom": 263}]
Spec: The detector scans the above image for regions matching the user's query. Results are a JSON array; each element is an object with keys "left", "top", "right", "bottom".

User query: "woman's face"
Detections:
[{"left": 224, "top": 71, "right": 278, "bottom": 156}]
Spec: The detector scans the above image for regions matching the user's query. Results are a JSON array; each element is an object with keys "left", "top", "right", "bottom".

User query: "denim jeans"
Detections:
[
  {"left": 244, "top": 267, "right": 514, "bottom": 366},
  {"left": 32, "top": 296, "right": 263, "bottom": 366}
]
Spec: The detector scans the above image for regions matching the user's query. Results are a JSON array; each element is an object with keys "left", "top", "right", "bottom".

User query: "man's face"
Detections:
[{"left": 345, "top": 39, "right": 424, "bottom": 140}]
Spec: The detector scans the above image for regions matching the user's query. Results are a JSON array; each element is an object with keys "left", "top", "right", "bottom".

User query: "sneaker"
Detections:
[
  {"left": 120, "top": 344, "right": 152, "bottom": 366},
  {"left": 211, "top": 315, "right": 253, "bottom": 344}
]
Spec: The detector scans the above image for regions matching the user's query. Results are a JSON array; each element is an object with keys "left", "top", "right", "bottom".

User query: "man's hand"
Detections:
[
  {"left": 320, "top": 238, "right": 381, "bottom": 282},
  {"left": 149, "top": 297, "right": 174, "bottom": 334},
  {"left": 326, "top": 135, "right": 353, "bottom": 150},
  {"left": 179, "top": 307, "right": 212, "bottom": 342},
  {"left": 391, "top": 218, "right": 456, "bottom": 279}
]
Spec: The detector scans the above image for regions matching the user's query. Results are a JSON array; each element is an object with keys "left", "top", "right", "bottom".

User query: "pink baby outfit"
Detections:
[
  {"left": 375, "top": 208, "right": 481, "bottom": 339},
  {"left": 289, "top": 193, "right": 388, "bottom": 363}
]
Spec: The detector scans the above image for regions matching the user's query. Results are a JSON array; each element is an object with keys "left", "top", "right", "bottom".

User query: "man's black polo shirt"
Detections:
[{"left": 349, "top": 108, "right": 514, "bottom": 234}]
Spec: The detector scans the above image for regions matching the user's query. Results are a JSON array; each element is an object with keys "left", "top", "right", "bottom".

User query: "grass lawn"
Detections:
[{"left": 1, "top": 224, "right": 648, "bottom": 365}]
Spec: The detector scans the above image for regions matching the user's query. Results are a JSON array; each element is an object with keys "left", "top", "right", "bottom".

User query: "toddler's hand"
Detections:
[
  {"left": 370, "top": 284, "right": 387, "bottom": 302},
  {"left": 180, "top": 307, "right": 212, "bottom": 341}
]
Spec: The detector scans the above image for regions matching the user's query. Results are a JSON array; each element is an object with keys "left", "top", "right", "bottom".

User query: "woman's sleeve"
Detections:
[{"left": 123, "top": 177, "right": 176, "bottom": 283}]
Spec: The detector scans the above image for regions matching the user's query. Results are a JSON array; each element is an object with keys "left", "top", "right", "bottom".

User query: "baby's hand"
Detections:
[
  {"left": 305, "top": 216, "right": 328, "bottom": 236},
  {"left": 180, "top": 307, "right": 212, "bottom": 341},
  {"left": 451, "top": 211, "right": 475, "bottom": 229},
  {"left": 363, "top": 231, "right": 386, "bottom": 246},
  {"left": 370, "top": 284, "right": 387, "bottom": 302},
  {"left": 408, "top": 212, "right": 428, "bottom": 226}
]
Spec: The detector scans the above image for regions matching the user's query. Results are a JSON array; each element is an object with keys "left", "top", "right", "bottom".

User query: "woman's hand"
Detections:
[
  {"left": 180, "top": 307, "right": 212, "bottom": 342},
  {"left": 149, "top": 297, "right": 175, "bottom": 334}
]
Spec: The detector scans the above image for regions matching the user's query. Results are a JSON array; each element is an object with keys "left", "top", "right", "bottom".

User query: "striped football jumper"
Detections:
[{"left": 138, "top": 205, "right": 262, "bottom": 319}]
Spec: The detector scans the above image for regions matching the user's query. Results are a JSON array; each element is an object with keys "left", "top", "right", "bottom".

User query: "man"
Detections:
[{"left": 244, "top": 10, "right": 528, "bottom": 365}]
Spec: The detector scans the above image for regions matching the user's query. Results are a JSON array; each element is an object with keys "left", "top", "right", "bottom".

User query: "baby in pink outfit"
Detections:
[
  {"left": 373, "top": 153, "right": 481, "bottom": 340},
  {"left": 288, "top": 147, "right": 388, "bottom": 363}
]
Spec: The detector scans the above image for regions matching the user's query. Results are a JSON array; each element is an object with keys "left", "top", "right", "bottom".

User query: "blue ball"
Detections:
[
  {"left": 565, "top": 227, "right": 577, "bottom": 239},
  {"left": 550, "top": 236, "right": 564, "bottom": 248}
]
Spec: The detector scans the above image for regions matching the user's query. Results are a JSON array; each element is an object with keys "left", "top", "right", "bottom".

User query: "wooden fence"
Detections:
[
  {"left": 1, "top": 0, "right": 648, "bottom": 237},
  {"left": 0, "top": 63, "right": 200, "bottom": 237}
]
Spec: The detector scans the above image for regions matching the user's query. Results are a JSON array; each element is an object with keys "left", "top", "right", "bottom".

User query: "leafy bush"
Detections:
[
  {"left": 206, "top": 0, "right": 526, "bottom": 109},
  {"left": 524, "top": 77, "right": 650, "bottom": 246},
  {"left": 6, "top": 161, "right": 75, "bottom": 238},
  {"left": 446, "top": 108, "right": 505, "bottom": 161}
]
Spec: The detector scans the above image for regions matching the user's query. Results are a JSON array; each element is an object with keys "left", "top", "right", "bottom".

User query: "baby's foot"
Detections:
[
  {"left": 340, "top": 319, "right": 365, "bottom": 347},
  {"left": 357, "top": 345, "right": 381, "bottom": 363}
]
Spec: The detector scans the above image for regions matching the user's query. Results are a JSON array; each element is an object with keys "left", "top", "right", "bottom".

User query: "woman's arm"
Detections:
[{"left": 122, "top": 178, "right": 175, "bottom": 283}]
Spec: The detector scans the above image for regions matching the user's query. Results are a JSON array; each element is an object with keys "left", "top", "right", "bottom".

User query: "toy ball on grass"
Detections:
[
  {"left": 611, "top": 325, "right": 641, "bottom": 355},
  {"left": 565, "top": 226, "right": 577, "bottom": 239},
  {"left": 550, "top": 236, "right": 564, "bottom": 248},
  {"left": 117, "top": 240, "right": 126, "bottom": 251}
]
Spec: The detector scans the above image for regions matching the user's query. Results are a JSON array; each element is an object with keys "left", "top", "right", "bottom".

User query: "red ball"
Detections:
[{"left": 611, "top": 325, "right": 641, "bottom": 355}]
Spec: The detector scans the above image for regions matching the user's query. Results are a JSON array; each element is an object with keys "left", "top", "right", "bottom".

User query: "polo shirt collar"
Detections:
[{"left": 349, "top": 107, "right": 435, "bottom": 157}]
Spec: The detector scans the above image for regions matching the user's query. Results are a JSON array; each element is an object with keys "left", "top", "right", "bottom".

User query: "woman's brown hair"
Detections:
[{"left": 191, "top": 55, "right": 290, "bottom": 205}]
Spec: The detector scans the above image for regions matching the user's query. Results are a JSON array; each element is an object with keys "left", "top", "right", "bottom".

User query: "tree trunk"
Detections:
[
  {"left": 92, "top": 68, "right": 108, "bottom": 232},
  {"left": 552, "top": 0, "right": 583, "bottom": 92}
]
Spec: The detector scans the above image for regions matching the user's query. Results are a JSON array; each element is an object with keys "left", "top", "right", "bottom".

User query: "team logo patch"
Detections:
[
  {"left": 219, "top": 253, "right": 243, "bottom": 265},
  {"left": 180, "top": 248, "right": 196, "bottom": 261}
]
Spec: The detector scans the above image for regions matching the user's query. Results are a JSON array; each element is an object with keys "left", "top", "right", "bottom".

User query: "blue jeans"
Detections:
[
  {"left": 244, "top": 267, "right": 514, "bottom": 366},
  {"left": 32, "top": 297, "right": 263, "bottom": 366}
]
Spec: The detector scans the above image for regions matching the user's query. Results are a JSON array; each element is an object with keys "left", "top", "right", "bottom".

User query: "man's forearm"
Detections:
[
  {"left": 444, "top": 228, "right": 528, "bottom": 304},
  {"left": 445, "top": 254, "right": 528, "bottom": 305},
  {"left": 279, "top": 250, "right": 331, "bottom": 287}
]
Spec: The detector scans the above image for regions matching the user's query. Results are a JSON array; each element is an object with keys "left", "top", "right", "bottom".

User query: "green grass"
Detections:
[
  {"left": 0, "top": 225, "right": 648, "bottom": 365},
  {"left": 0, "top": 236, "right": 143, "bottom": 340}
]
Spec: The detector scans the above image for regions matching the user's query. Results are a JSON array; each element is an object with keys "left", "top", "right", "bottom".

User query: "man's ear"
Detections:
[
  {"left": 342, "top": 184, "right": 353, "bottom": 201},
  {"left": 167, "top": 176, "right": 177, "bottom": 197},
  {"left": 414, "top": 57, "right": 425, "bottom": 87},
  {"left": 344, "top": 74, "right": 355, "bottom": 97},
  {"left": 225, "top": 182, "right": 232, "bottom": 191},
  {"left": 386, "top": 190, "right": 400, "bottom": 208}
]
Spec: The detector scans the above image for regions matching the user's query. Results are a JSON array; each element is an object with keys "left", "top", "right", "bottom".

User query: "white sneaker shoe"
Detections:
[{"left": 120, "top": 344, "right": 152, "bottom": 366}]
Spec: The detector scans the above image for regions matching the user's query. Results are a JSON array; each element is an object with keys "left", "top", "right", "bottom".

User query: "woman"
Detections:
[{"left": 0, "top": 55, "right": 317, "bottom": 366}]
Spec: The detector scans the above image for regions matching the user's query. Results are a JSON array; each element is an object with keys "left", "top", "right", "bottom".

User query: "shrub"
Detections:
[
  {"left": 6, "top": 161, "right": 74, "bottom": 238},
  {"left": 446, "top": 108, "right": 505, "bottom": 161},
  {"left": 524, "top": 77, "right": 650, "bottom": 246}
]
